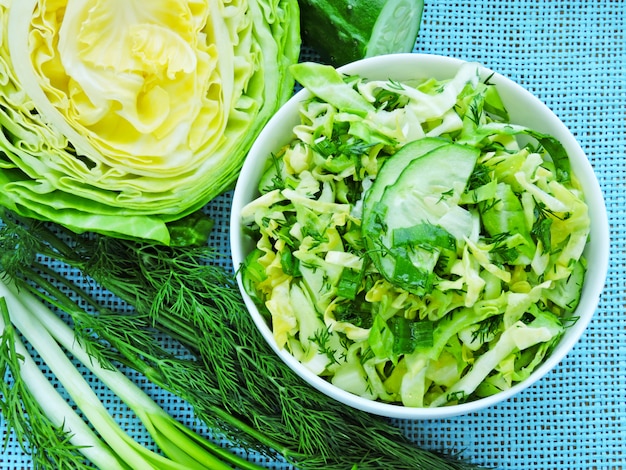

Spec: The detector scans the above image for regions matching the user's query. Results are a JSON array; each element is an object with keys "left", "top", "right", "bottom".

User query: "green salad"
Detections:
[{"left": 240, "top": 61, "right": 590, "bottom": 408}]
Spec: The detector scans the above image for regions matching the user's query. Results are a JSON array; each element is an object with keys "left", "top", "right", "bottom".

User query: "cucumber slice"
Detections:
[
  {"left": 379, "top": 143, "right": 478, "bottom": 236},
  {"left": 362, "top": 141, "right": 479, "bottom": 295},
  {"left": 365, "top": 0, "right": 425, "bottom": 59},
  {"left": 299, "top": 0, "right": 424, "bottom": 66},
  {"left": 361, "top": 137, "right": 450, "bottom": 228}
]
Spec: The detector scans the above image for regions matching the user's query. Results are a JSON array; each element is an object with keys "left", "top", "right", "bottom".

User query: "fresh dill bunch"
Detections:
[{"left": 0, "top": 212, "right": 487, "bottom": 470}]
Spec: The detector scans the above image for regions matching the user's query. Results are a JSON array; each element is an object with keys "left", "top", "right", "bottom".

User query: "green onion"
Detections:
[{"left": 0, "top": 277, "right": 261, "bottom": 470}]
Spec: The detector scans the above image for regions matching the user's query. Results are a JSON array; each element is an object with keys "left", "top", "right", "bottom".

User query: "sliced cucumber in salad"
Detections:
[
  {"left": 240, "top": 62, "right": 590, "bottom": 408},
  {"left": 362, "top": 139, "right": 479, "bottom": 295}
]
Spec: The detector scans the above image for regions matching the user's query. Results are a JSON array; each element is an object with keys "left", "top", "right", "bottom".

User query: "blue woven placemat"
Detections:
[{"left": 1, "top": 1, "right": 624, "bottom": 469}]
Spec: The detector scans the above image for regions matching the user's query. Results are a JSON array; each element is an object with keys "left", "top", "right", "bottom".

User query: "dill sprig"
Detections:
[{"left": 0, "top": 212, "right": 487, "bottom": 470}]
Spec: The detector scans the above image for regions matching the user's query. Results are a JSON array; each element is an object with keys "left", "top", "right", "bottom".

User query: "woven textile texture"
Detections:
[{"left": 1, "top": 1, "right": 624, "bottom": 469}]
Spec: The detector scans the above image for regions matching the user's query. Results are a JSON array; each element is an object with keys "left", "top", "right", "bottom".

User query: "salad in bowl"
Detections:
[{"left": 230, "top": 54, "right": 608, "bottom": 418}]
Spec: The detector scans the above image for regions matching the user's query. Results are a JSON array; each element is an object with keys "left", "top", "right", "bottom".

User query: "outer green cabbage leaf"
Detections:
[{"left": 0, "top": 0, "right": 300, "bottom": 244}]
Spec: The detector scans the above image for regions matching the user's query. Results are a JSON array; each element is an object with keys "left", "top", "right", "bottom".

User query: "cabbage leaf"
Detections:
[{"left": 0, "top": 0, "right": 300, "bottom": 244}]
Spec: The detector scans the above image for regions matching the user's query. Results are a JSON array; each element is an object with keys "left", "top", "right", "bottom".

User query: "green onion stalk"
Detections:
[{"left": 0, "top": 285, "right": 260, "bottom": 470}]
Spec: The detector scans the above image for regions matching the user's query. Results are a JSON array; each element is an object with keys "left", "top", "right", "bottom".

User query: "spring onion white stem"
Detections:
[
  {"left": 0, "top": 297, "right": 128, "bottom": 470},
  {"left": 0, "top": 276, "right": 238, "bottom": 470}
]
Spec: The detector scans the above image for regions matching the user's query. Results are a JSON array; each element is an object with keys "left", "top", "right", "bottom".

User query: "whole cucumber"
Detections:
[{"left": 299, "top": 0, "right": 424, "bottom": 66}]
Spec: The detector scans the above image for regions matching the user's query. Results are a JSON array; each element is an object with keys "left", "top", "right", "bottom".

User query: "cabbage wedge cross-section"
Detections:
[{"left": 0, "top": 0, "right": 300, "bottom": 244}]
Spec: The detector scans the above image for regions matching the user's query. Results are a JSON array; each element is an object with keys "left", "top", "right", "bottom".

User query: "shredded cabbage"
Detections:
[
  {"left": 0, "top": 0, "right": 300, "bottom": 244},
  {"left": 240, "top": 62, "right": 591, "bottom": 408}
]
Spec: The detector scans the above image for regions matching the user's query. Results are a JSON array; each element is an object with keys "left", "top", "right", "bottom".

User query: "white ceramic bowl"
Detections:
[{"left": 230, "top": 53, "right": 609, "bottom": 419}]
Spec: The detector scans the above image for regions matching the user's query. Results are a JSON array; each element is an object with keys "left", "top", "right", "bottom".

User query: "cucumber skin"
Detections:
[
  {"left": 298, "top": 0, "right": 420, "bottom": 66},
  {"left": 299, "top": 0, "right": 380, "bottom": 66}
]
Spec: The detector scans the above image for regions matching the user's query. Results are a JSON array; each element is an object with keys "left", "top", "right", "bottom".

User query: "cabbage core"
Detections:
[{"left": 34, "top": 0, "right": 227, "bottom": 170}]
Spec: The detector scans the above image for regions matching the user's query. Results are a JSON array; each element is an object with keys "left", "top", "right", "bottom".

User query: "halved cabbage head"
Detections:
[{"left": 0, "top": 0, "right": 299, "bottom": 244}]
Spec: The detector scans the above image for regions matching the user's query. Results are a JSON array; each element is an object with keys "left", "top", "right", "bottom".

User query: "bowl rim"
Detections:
[{"left": 230, "top": 53, "right": 610, "bottom": 419}]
